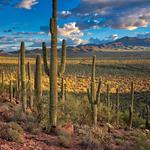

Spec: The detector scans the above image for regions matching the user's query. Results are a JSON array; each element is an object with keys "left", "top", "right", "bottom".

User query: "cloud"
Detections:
[
  {"left": 58, "top": 22, "right": 85, "bottom": 45},
  {"left": 60, "top": 0, "right": 150, "bottom": 30},
  {"left": 59, "top": 11, "right": 72, "bottom": 18},
  {"left": 16, "top": 0, "right": 38, "bottom": 9}
]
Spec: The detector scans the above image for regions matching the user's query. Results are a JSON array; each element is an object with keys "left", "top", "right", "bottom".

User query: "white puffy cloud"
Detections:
[
  {"left": 16, "top": 0, "right": 38, "bottom": 9},
  {"left": 58, "top": 22, "right": 85, "bottom": 45}
]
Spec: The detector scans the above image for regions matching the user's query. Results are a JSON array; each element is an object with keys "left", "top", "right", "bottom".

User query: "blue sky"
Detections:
[{"left": 0, "top": 0, "right": 150, "bottom": 51}]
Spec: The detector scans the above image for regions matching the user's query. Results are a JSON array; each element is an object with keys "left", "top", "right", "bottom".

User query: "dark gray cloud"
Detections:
[{"left": 60, "top": 0, "right": 150, "bottom": 30}]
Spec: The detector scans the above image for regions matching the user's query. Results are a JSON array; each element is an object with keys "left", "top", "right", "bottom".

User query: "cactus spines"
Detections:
[
  {"left": 59, "top": 39, "right": 66, "bottom": 77},
  {"left": 20, "top": 41, "right": 27, "bottom": 112},
  {"left": 27, "top": 62, "right": 31, "bottom": 81},
  {"left": 116, "top": 88, "right": 120, "bottom": 124},
  {"left": 87, "top": 56, "right": 101, "bottom": 126},
  {"left": 42, "top": 42, "right": 50, "bottom": 76},
  {"left": 145, "top": 105, "right": 149, "bottom": 129}
]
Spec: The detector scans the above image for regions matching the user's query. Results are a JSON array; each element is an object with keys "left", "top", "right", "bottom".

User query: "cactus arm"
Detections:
[
  {"left": 42, "top": 42, "right": 50, "bottom": 76},
  {"left": 96, "top": 78, "right": 102, "bottom": 104},
  {"left": 27, "top": 62, "right": 31, "bottom": 81},
  {"left": 59, "top": 39, "right": 66, "bottom": 77},
  {"left": 87, "top": 88, "right": 92, "bottom": 104}
]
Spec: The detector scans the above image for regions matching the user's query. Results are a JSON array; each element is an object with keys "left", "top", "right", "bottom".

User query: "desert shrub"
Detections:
[
  {"left": 57, "top": 129, "right": 72, "bottom": 148},
  {"left": 78, "top": 126, "right": 112, "bottom": 150},
  {"left": 135, "top": 131, "right": 150, "bottom": 150},
  {"left": 58, "top": 93, "right": 92, "bottom": 125},
  {"left": 0, "top": 122, "right": 23, "bottom": 143},
  {"left": 120, "top": 111, "right": 145, "bottom": 128}
]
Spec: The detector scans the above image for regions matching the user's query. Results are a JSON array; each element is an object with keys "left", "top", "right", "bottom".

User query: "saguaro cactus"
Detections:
[
  {"left": 116, "top": 88, "right": 120, "bottom": 124},
  {"left": 60, "top": 77, "right": 65, "bottom": 111},
  {"left": 9, "top": 80, "right": 13, "bottom": 102},
  {"left": 106, "top": 84, "right": 110, "bottom": 122},
  {"left": 42, "top": 0, "right": 67, "bottom": 131},
  {"left": 128, "top": 82, "right": 134, "bottom": 129},
  {"left": 87, "top": 56, "right": 101, "bottom": 126},
  {"left": 145, "top": 105, "right": 149, "bottom": 129},
  {"left": 27, "top": 62, "right": 33, "bottom": 110},
  {"left": 34, "top": 55, "right": 42, "bottom": 123},
  {"left": 2, "top": 71, "right": 4, "bottom": 90},
  {"left": 20, "top": 41, "right": 27, "bottom": 112}
]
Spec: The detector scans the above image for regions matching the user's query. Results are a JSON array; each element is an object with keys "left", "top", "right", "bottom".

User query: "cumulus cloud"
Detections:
[
  {"left": 58, "top": 22, "right": 85, "bottom": 45},
  {"left": 60, "top": 0, "right": 150, "bottom": 30},
  {"left": 16, "top": 0, "right": 38, "bottom": 9}
]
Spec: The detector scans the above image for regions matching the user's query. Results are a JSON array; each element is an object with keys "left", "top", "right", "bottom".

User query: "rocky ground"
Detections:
[{"left": 0, "top": 95, "right": 150, "bottom": 150}]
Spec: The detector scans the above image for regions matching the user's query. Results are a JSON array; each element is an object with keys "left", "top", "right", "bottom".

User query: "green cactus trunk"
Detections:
[
  {"left": 27, "top": 62, "right": 33, "bottom": 110},
  {"left": 17, "top": 50, "right": 21, "bottom": 97},
  {"left": 116, "top": 88, "right": 120, "bottom": 125},
  {"left": 20, "top": 42, "right": 27, "bottom": 112},
  {"left": 128, "top": 82, "right": 134, "bottom": 129},
  {"left": 59, "top": 39, "right": 66, "bottom": 77},
  {"left": 87, "top": 56, "right": 101, "bottom": 126},
  {"left": 49, "top": 0, "right": 58, "bottom": 131},
  {"left": 2, "top": 71, "right": 4, "bottom": 89},
  {"left": 60, "top": 77, "right": 65, "bottom": 111},
  {"left": 42, "top": 42, "right": 50, "bottom": 76},
  {"left": 145, "top": 105, "right": 149, "bottom": 129},
  {"left": 107, "top": 84, "right": 110, "bottom": 122},
  {"left": 9, "top": 80, "right": 13, "bottom": 102}
]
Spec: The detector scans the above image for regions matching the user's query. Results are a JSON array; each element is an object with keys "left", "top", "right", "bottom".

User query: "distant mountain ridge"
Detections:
[{"left": 1, "top": 36, "right": 150, "bottom": 57}]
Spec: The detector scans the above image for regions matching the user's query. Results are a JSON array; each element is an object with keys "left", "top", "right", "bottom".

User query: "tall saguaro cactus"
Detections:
[
  {"left": 145, "top": 105, "right": 149, "bottom": 129},
  {"left": 34, "top": 55, "right": 42, "bottom": 123},
  {"left": 49, "top": 0, "right": 58, "bottom": 130},
  {"left": 27, "top": 62, "right": 33, "bottom": 110},
  {"left": 116, "top": 88, "right": 120, "bottom": 124},
  {"left": 42, "top": 0, "right": 66, "bottom": 131},
  {"left": 87, "top": 56, "right": 101, "bottom": 126},
  {"left": 20, "top": 41, "right": 27, "bottom": 112},
  {"left": 106, "top": 84, "right": 110, "bottom": 122},
  {"left": 128, "top": 82, "right": 134, "bottom": 129}
]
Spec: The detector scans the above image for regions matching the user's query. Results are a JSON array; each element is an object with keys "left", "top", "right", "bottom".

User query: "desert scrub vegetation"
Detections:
[{"left": 0, "top": 122, "right": 24, "bottom": 143}]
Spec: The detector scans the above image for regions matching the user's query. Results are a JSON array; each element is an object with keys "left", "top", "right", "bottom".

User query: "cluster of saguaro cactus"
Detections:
[
  {"left": 87, "top": 56, "right": 101, "bottom": 126},
  {"left": 128, "top": 81, "right": 134, "bottom": 129},
  {"left": 20, "top": 41, "right": 27, "bottom": 112}
]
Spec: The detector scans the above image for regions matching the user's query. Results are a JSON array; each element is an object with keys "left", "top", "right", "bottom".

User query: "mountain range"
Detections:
[{"left": 0, "top": 36, "right": 150, "bottom": 57}]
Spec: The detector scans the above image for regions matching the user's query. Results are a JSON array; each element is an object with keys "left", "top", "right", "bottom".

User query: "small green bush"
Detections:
[{"left": 0, "top": 122, "right": 23, "bottom": 143}]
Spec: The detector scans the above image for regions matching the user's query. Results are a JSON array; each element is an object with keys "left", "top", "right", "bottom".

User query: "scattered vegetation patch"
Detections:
[{"left": 0, "top": 122, "right": 24, "bottom": 143}]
